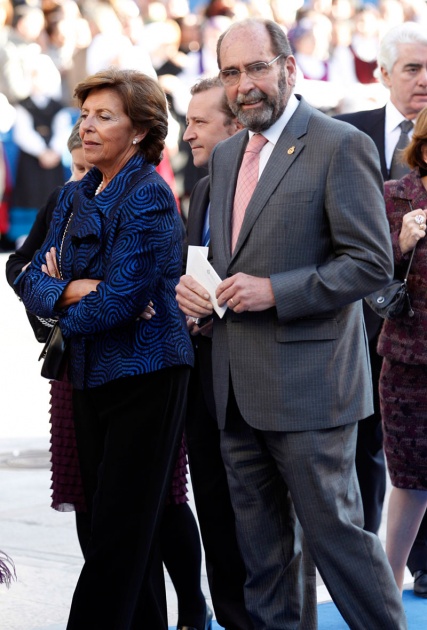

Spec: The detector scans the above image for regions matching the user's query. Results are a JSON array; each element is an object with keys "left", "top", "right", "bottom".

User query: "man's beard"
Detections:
[{"left": 229, "top": 71, "right": 289, "bottom": 132}]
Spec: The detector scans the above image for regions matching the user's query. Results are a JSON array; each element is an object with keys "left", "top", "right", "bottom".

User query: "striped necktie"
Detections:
[{"left": 389, "top": 119, "right": 413, "bottom": 180}]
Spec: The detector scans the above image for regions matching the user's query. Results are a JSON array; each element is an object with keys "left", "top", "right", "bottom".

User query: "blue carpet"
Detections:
[
  {"left": 169, "top": 589, "right": 425, "bottom": 629},
  {"left": 316, "top": 588, "right": 426, "bottom": 629}
]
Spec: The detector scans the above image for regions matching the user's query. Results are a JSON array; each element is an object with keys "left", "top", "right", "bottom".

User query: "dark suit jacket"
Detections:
[
  {"left": 335, "top": 106, "right": 388, "bottom": 339},
  {"left": 186, "top": 175, "right": 216, "bottom": 417},
  {"left": 335, "top": 106, "right": 388, "bottom": 179},
  {"left": 209, "top": 96, "right": 393, "bottom": 431},
  {"left": 6, "top": 187, "right": 61, "bottom": 286}
]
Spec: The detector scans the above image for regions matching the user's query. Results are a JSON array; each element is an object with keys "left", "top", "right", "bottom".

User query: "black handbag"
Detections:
[
  {"left": 365, "top": 200, "right": 417, "bottom": 320},
  {"left": 37, "top": 210, "right": 73, "bottom": 379},
  {"left": 364, "top": 275, "right": 414, "bottom": 320},
  {"left": 38, "top": 321, "right": 67, "bottom": 380},
  {"left": 26, "top": 310, "right": 56, "bottom": 343}
]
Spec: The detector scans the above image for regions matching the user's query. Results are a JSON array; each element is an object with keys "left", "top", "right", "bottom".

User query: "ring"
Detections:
[
  {"left": 421, "top": 224, "right": 426, "bottom": 231},
  {"left": 229, "top": 298, "right": 234, "bottom": 306},
  {"left": 415, "top": 214, "right": 424, "bottom": 225}
]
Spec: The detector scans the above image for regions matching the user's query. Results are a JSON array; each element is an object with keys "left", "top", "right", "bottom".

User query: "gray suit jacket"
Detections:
[{"left": 209, "top": 97, "right": 393, "bottom": 431}]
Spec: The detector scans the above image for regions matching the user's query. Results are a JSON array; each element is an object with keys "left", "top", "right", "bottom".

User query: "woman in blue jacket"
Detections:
[{"left": 15, "top": 68, "right": 194, "bottom": 629}]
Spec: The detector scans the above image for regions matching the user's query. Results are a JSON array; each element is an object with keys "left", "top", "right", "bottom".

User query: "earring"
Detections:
[{"left": 133, "top": 138, "right": 138, "bottom": 145}]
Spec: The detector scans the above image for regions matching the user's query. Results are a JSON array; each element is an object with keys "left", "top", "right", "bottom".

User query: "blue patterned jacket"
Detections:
[{"left": 16, "top": 153, "right": 194, "bottom": 389}]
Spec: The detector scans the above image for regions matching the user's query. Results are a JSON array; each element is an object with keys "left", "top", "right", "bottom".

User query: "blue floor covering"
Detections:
[
  {"left": 314, "top": 588, "right": 425, "bottom": 629},
  {"left": 169, "top": 588, "right": 425, "bottom": 629}
]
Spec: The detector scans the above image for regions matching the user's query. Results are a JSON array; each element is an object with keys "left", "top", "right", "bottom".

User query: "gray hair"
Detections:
[{"left": 376, "top": 21, "right": 427, "bottom": 86}]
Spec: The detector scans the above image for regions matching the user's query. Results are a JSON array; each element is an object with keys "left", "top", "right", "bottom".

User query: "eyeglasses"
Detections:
[{"left": 219, "top": 54, "right": 284, "bottom": 87}]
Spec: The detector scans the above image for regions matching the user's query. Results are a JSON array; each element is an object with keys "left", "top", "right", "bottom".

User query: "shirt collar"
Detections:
[
  {"left": 248, "top": 93, "right": 299, "bottom": 146},
  {"left": 385, "top": 100, "right": 416, "bottom": 134}
]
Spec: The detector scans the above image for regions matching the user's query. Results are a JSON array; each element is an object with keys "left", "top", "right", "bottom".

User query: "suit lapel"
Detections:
[
  {"left": 365, "top": 107, "right": 387, "bottom": 179},
  {"left": 187, "top": 177, "right": 210, "bottom": 246},
  {"left": 231, "top": 99, "right": 310, "bottom": 260}
]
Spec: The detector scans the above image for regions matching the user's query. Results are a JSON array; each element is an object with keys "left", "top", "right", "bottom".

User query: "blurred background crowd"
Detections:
[{"left": 1, "top": 0, "right": 427, "bottom": 250}]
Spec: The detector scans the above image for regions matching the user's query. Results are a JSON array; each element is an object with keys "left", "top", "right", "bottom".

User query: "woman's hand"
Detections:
[
  {"left": 41, "top": 247, "right": 60, "bottom": 278},
  {"left": 41, "top": 247, "right": 101, "bottom": 308},
  {"left": 399, "top": 209, "right": 427, "bottom": 255},
  {"left": 57, "top": 279, "right": 101, "bottom": 308},
  {"left": 139, "top": 301, "right": 155, "bottom": 320}
]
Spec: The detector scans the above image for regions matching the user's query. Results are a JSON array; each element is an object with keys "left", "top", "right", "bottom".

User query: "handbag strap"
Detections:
[
  {"left": 403, "top": 200, "right": 417, "bottom": 282},
  {"left": 58, "top": 190, "right": 80, "bottom": 279},
  {"left": 58, "top": 211, "right": 73, "bottom": 279}
]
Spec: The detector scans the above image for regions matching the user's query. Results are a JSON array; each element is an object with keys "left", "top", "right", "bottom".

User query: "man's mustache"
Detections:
[{"left": 236, "top": 90, "right": 266, "bottom": 105}]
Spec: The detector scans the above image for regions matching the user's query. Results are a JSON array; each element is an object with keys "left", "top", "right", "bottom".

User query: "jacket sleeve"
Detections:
[
  {"left": 58, "top": 182, "right": 180, "bottom": 338},
  {"left": 271, "top": 128, "right": 393, "bottom": 322},
  {"left": 13, "top": 184, "right": 76, "bottom": 317},
  {"left": 5, "top": 187, "right": 61, "bottom": 287}
]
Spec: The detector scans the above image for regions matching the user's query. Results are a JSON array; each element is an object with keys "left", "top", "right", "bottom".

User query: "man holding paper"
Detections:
[
  {"left": 176, "top": 17, "right": 407, "bottom": 630},
  {"left": 182, "top": 77, "right": 253, "bottom": 630}
]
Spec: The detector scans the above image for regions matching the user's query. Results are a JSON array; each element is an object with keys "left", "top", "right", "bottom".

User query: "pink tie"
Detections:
[{"left": 231, "top": 133, "right": 268, "bottom": 252}]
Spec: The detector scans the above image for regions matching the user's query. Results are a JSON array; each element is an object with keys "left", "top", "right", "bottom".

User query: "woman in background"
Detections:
[
  {"left": 9, "top": 54, "right": 70, "bottom": 246},
  {"left": 377, "top": 106, "right": 427, "bottom": 593}
]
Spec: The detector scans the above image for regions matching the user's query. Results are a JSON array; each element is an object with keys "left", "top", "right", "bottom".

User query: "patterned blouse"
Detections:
[{"left": 16, "top": 153, "right": 194, "bottom": 389}]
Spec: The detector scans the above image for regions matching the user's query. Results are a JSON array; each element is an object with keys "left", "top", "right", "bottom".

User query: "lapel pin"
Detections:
[{"left": 287, "top": 146, "right": 295, "bottom": 155}]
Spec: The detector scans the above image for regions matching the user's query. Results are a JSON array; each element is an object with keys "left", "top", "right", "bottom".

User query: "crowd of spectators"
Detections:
[{"left": 1, "top": 0, "right": 427, "bottom": 249}]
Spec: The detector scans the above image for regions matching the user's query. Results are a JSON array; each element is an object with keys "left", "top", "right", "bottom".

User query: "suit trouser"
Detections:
[
  {"left": 67, "top": 366, "right": 190, "bottom": 630},
  {"left": 186, "top": 344, "right": 253, "bottom": 630},
  {"left": 220, "top": 401, "right": 407, "bottom": 630}
]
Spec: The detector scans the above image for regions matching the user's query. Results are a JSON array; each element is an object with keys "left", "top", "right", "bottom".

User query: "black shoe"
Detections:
[
  {"left": 178, "top": 604, "right": 213, "bottom": 630},
  {"left": 413, "top": 570, "right": 427, "bottom": 598}
]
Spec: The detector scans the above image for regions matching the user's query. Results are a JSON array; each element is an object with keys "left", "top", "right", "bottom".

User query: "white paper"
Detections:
[
  {"left": 186, "top": 245, "right": 209, "bottom": 269},
  {"left": 186, "top": 246, "right": 227, "bottom": 318}
]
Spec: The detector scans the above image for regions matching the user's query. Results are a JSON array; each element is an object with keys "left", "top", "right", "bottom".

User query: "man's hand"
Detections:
[
  {"left": 187, "top": 316, "right": 213, "bottom": 338},
  {"left": 176, "top": 274, "right": 214, "bottom": 318},
  {"left": 216, "top": 273, "right": 275, "bottom": 313}
]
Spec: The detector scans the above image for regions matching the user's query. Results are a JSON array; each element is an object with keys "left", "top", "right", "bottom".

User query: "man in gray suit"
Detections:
[{"left": 176, "top": 18, "right": 407, "bottom": 630}]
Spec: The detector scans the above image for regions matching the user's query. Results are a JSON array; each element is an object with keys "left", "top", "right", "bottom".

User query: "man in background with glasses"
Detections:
[{"left": 176, "top": 18, "right": 407, "bottom": 630}]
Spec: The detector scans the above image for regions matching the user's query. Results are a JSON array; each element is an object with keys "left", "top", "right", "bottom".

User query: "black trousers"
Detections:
[
  {"left": 67, "top": 366, "right": 190, "bottom": 630},
  {"left": 355, "top": 337, "right": 386, "bottom": 534},
  {"left": 186, "top": 342, "right": 252, "bottom": 630}
]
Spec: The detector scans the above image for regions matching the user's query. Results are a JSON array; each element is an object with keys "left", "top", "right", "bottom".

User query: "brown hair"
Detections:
[
  {"left": 73, "top": 68, "right": 168, "bottom": 165},
  {"left": 67, "top": 118, "right": 82, "bottom": 153},
  {"left": 404, "top": 107, "right": 427, "bottom": 171},
  {"left": 190, "top": 76, "right": 235, "bottom": 125}
]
